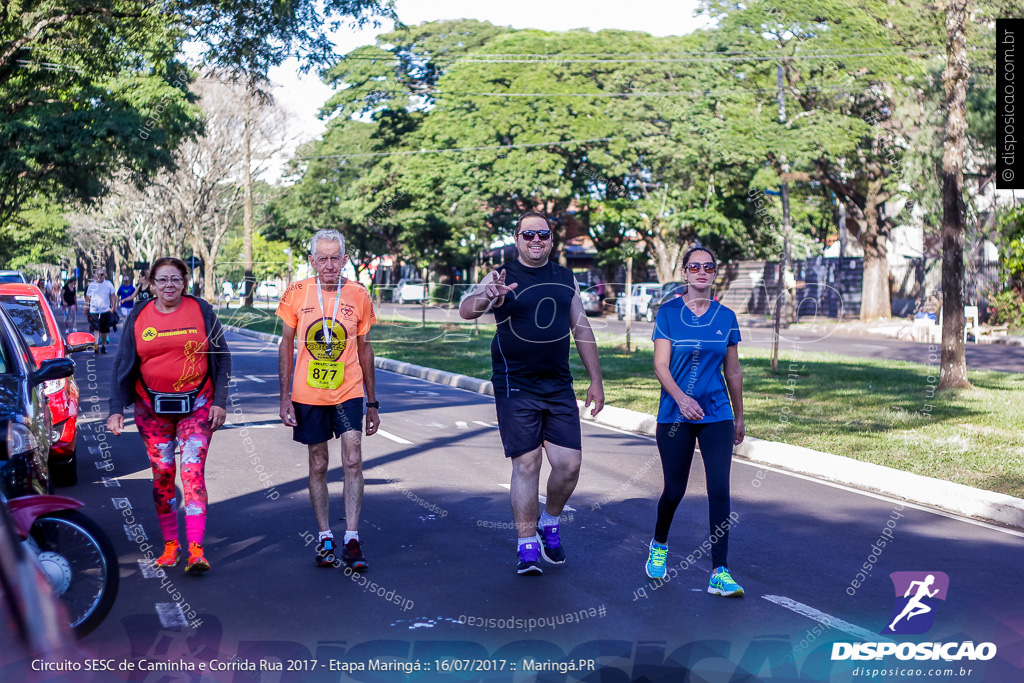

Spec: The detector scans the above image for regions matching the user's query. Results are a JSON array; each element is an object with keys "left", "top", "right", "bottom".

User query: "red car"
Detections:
[{"left": 0, "top": 284, "right": 94, "bottom": 486}]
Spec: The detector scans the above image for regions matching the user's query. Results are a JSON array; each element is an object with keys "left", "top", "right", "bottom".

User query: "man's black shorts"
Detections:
[
  {"left": 494, "top": 394, "right": 582, "bottom": 458},
  {"left": 88, "top": 311, "right": 113, "bottom": 334},
  {"left": 292, "top": 397, "right": 363, "bottom": 445}
]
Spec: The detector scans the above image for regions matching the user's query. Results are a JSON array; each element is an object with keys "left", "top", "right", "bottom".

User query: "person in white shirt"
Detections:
[{"left": 85, "top": 267, "right": 117, "bottom": 354}]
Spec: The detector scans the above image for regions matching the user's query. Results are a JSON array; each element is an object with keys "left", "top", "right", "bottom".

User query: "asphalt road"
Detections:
[
  {"left": 19, "top": 329, "right": 1024, "bottom": 682},
  {"left": 374, "top": 303, "right": 1024, "bottom": 374}
]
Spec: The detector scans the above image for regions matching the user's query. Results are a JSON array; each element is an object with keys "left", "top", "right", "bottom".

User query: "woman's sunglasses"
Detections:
[
  {"left": 685, "top": 262, "right": 717, "bottom": 273},
  {"left": 519, "top": 230, "right": 552, "bottom": 242}
]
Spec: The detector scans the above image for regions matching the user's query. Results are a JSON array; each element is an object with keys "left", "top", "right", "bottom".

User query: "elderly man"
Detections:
[
  {"left": 277, "top": 229, "right": 380, "bottom": 570},
  {"left": 460, "top": 211, "right": 604, "bottom": 575}
]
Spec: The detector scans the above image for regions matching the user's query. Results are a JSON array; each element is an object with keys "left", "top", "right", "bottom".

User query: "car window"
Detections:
[
  {"left": 0, "top": 296, "right": 51, "bottom": 347},
  {"left": 0, "top": 331, "right": 9, "bottom": 374}
]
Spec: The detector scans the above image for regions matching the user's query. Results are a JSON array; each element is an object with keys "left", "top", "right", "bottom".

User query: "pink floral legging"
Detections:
[{"left": 134, "top": 385, "right": 215, "bottom": 520}]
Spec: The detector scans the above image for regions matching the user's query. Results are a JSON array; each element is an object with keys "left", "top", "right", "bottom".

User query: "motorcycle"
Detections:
[{"left": 6, "top": 493, "right": 119, "bottom": 638}]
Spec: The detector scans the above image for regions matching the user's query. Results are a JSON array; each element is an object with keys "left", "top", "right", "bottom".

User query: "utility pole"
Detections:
[
  {"left": 771, "top": 62, "right": 795, "bottom": 371},
  {"left": 625, "top": 255, "right": 633, "bottom": 354}
]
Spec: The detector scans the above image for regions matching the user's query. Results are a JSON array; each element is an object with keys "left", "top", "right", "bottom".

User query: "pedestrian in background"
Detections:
[
  {"left": 459, "top": 211, "right": 604, "bottom": 576},
  {"left": 61, "top": 279, "right": 77, "bottom": 334},
  {"left": 106, "top": 257, "right": 231, "bottom": 574},
  {"left": 85, "top": 267, "right": 116, "bottom": 353},
  {"left": 117, "top": 274, "right": 136, "bottom": 323},
  {"left": 644, "top": 245, "right": 746, "bottom": 597}
]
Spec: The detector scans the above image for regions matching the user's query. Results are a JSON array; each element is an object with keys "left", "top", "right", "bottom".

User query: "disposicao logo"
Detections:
[
  {"left": 884, "top": 571, "right": 949, "bottom": 635},
  {"left": 831, "top": 571, "right": 997, "bottom": 663}
]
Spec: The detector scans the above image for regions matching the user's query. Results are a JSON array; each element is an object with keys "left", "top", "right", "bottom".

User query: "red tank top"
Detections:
[{"left": 134, "top": 298, "right": 210, "bottom": 393}]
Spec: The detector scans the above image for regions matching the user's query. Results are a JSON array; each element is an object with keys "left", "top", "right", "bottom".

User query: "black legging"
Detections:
[{"left": 654, "top": 420, "right": 735, "bottom": 569}]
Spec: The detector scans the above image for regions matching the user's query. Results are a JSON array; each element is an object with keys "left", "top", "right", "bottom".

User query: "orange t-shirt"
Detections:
[
  {"left": 276, "top": 277, "right": 376, "bottom": 406},
  {"left": 135, "top": 298, "right": 209, "bottom": 393}
]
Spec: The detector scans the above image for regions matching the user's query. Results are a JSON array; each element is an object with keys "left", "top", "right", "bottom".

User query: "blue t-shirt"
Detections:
[
  {"left": 117, "top": 284, "right": 135, "bottom": 307},
  {"left": 490, "top": 259, "right": 577, "bottom": 399},
  {"left": 652, "top": 298, "right": 741, "bottom": 424}
]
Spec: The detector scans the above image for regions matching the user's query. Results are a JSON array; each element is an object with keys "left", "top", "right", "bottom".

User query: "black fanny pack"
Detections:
[{"left": 142, "top": 375, "right": 209, "bottom": 415}]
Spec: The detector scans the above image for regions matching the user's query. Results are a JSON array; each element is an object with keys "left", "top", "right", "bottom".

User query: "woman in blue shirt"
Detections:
[{"left": 645, "top": 246, "right": 746, "bottom": 597}]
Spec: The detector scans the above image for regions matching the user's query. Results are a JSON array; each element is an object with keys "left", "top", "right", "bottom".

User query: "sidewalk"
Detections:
[
  {"left": 749, "top": 314, "right": 1024, "bottom": 347},
  {"left": 227, "top": 324, "right": 1024, "bottom": 531}
]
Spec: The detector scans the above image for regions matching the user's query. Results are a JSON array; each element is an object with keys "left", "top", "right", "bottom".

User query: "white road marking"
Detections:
[
  {"left": 473, "top": 420, "right": 497, "bottom": 428},
  {"left": 138, "top": 560, "right": 162, "bottom": 579},
  {"left": 762, "top": 595, "right": 889, "bottom": 642},
  {"left": 221, "top": 423, "right": 278, "bottom": 430},
  {"left": 455, "top": 421, "right": 468, "bottom": 430},
  {"left": 377, "top": 429, "right": 413, "bottom": 445},
  {"left": 156, "top": 602, "right": 188, "bottom": 629},
  {"left": 498, "top": 484, "right": 577, "bottom": 512},
  {"left": 244, "top": 374, "right": 266, "bottom": 383}
]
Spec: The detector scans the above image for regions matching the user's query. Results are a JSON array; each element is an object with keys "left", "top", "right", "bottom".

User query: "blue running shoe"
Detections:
[
  {"left": 708, "top": 566, "right": 744, "bottom": 597},
  {"left": 646, "top": 540, "right": 668, "bottom": 579},
  {"left": 516, "top": 541, "right": 543, "bottom": 575},
  {"left": 537, "top": 524, "right": 565, "bottom": 564}
]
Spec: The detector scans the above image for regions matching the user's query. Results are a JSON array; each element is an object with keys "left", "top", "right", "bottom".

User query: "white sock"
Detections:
[
  {"left": 318, "top": 530, "right": 333, "bottom": 541},
  {"left": 518, "top": 537, "right": 537, "bottom": 548},
  {"left": 539, "top": 511, "right": 559, "bottom": 528},
  {"left": 344, "top": 530, "right": 359, "bottom": 544}
]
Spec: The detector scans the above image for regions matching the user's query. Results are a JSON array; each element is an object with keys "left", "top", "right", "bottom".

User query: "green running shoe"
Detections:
[
  {"left": 645, "top": 540, "right": 668, "bottom": 579},
  {"left": 708, "top": 566, "right": 744, "bottom": 597}
]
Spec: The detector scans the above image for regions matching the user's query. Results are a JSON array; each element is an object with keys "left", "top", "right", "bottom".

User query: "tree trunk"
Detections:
[
  {"left": 938, "top": 0, "right": 970, "bottom": 390},
  {"left": 858, "top": 191, "right": 892, "bottom": 320},
  {"left": 242, "top": 87, "right": 255, "bottom": 308}
]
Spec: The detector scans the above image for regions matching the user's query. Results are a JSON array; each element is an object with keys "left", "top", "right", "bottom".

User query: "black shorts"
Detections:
[
  {"left": 495, "top": 394, "right": 582, "bottom": 458},
  {"left": 88, "top": 311, "right": 113, "bottom": 334},
  {"left": 292, "top": 398, "right": 363, "bottom": 445}
]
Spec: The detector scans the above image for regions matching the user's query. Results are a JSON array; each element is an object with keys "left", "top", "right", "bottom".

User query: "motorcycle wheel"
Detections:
[{"left": 29, "top": 509, "right": 119, "bottom": 638}]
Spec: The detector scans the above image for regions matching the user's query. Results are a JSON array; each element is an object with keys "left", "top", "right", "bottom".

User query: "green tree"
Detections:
[
  {"left": 701, "top": 0, "right": 941, "bottom": 320},
  {"left": 0, "top": 1, "right": 201, "bottom": 234}
]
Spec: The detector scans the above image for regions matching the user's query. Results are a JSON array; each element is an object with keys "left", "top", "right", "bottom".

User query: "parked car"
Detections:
[
  {"left": 0, "top": 271, "right": 27, "bottom": 284},
  {"left": 0, "top": 285, "right": 93, "bottom": 487},
  {"left": 647, "top": 281, "right": 687, "bottom": 322},
  {"left": 255, "top": 281, "right": 279, "bottom": 298},
  {"left": 393, "top": 278, "right": 428, "bottom": 304},
  {"left": 615, "top": 282, "right": 663, "bottom": 322},
  {"left": 573, "top": 280, "right": 603, "bottom": 316},
  {"left": 0, "top": 306, "right": 76, "bottom": 498}
]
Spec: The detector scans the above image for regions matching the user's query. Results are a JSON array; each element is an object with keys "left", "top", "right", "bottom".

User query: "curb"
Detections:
[{"left": 224, "top": 324, "right": 1024, "bottom": 530}]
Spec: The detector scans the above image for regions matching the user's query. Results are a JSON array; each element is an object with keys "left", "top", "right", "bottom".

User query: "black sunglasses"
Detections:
[
  {"left": 518, "top": 230, "right": 551, "bottom": 242},
  {"left": 685, "top": 262, "right": 717, "bottom": 273}
]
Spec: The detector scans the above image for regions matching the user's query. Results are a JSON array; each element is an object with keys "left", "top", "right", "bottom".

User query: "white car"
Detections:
[
  {"left": 393, "top": 278, "right": 428, "bottom": 304},
  {"left": 615, "top": 282, "right": 662, "bottom": 321},
  {"left": 255, "top": 282, "right": 279, "bottom": 298}
]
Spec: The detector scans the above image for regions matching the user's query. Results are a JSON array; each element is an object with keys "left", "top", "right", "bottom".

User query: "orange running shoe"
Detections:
[
  {"left": 154, "top": 541, "right": 180, "bottom": 568},
  {"left": 185, "top": 543, "right": 210, "bottom": 575}
]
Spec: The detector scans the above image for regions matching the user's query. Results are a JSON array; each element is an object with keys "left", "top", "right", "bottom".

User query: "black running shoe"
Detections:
[
  {"left": 516, "top": 541, "right": 543, "bottom": 575},
  {"left": 341, "top": 538, "right": 368, "bottom": 571},
  {"left": 537, "top": 524, "right": 565, "bottom": 564},
  {"left": 315, "top": 537, "right": 338, "bottom": 567}
]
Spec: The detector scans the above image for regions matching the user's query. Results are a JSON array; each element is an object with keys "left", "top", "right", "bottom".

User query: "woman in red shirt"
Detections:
[{"left": 106, "top": 257, "right": 231, "bottom": 574}]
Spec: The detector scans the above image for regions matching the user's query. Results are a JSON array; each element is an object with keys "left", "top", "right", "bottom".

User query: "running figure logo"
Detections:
[{"left": 883, "top": 571, "right": 949, "bottom": 634}]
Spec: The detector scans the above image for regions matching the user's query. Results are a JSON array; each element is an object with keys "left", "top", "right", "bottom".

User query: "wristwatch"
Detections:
[{"left": 365, "top": 401, "right": 380, "bottom": 410}]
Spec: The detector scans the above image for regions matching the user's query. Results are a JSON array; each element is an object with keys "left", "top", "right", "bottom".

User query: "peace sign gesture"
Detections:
[{"left": 483, "top": 268, "right": 518, "bottom": 302}]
